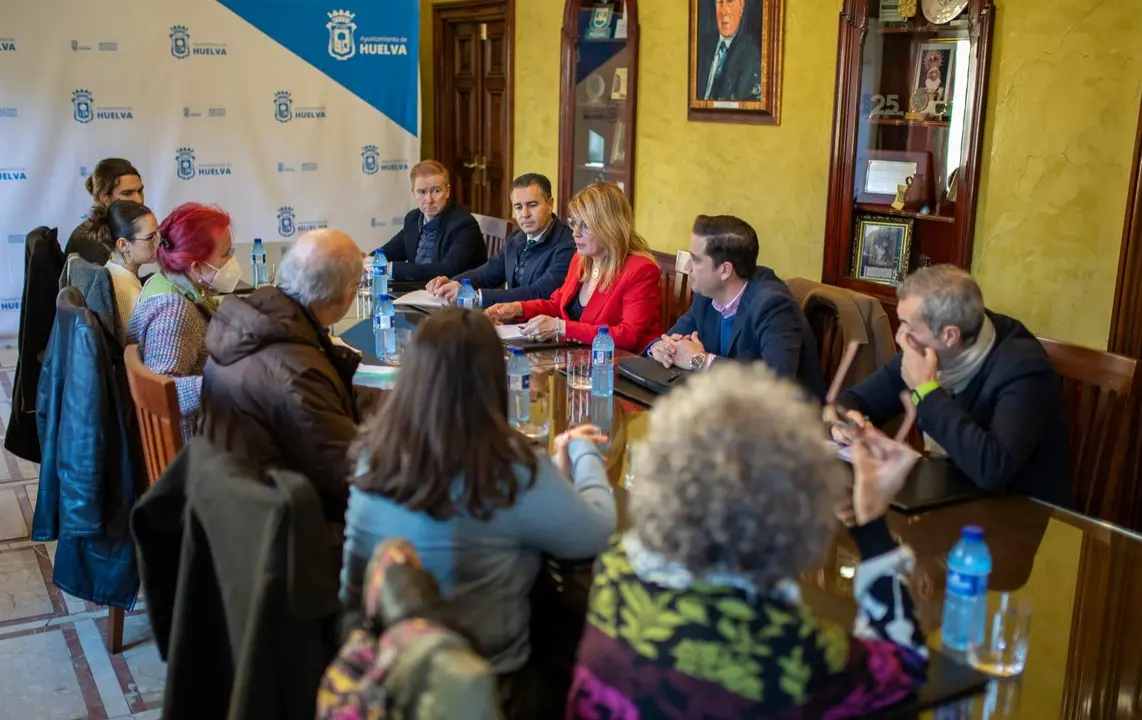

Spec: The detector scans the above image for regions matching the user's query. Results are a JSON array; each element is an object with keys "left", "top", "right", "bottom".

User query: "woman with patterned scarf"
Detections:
[
  {"left": 568, "top": 363, "right": 928, "bottom": 718},
  {"left": 127, "top": 202, "right": 238, "bottom": 441}
]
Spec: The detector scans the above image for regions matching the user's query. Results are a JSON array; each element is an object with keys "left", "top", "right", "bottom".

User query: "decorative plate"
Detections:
[{"left": 921, "top": 0, "right": 968, "bottom": 24}]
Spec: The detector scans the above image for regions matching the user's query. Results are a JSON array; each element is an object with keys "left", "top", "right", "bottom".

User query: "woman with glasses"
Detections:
[
  {"left": 86, "top": 200, "right": 158, "bottom": 338},
  {"left": 128, "top": 202, "right": 237, "bottom": 440},
  {"left": 486, "top": 182, "right": 662, "bottom": 353}
]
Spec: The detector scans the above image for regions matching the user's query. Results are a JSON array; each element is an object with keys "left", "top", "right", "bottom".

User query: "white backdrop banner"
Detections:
[{"left": 0, "top": 0, "right": 420, "bottom": 340}]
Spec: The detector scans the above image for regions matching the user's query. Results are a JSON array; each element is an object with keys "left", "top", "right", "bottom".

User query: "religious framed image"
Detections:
[
  {"left": 912, "top": 40, "right": 957, "bottom": 119},
  {"left": 688, "top": 0, "right": 785, "bottom": 125},
  {"left": 851, "top": 214, "right": 913, "bottom": 286}
]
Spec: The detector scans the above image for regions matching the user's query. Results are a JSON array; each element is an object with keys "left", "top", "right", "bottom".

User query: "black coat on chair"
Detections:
[{"left": 5, "top": 226, "right": 64, "bottom": 463}]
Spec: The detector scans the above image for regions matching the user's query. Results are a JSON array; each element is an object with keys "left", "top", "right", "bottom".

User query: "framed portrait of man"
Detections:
[{"left": 688, "top": 0, "right": 785, "bottom": 124}]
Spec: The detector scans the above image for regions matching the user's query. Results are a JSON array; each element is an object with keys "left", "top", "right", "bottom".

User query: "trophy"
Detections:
[{"left": 905, "top": 88, "right": 926, "bottom": 121}]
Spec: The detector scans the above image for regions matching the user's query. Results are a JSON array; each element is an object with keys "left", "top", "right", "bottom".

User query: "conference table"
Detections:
[{"left": 337, "top": 309, "right": 1142, "bottom": 719}]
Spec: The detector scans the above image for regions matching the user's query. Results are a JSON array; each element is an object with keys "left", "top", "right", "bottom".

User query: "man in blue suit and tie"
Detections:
[
  {"left": 648, "top": 215, "right": 826, "bottom": 400},
  {"left": 426, "top": 173, "right": 574, "bottom": 307}
]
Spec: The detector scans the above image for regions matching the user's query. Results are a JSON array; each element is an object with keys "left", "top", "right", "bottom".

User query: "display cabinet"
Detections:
[
  {"left": 558, "top": 0, "right": 638, "bottom": 212},
  {"left": 821, "top": 0, "right": 996, "bottom": 309}
]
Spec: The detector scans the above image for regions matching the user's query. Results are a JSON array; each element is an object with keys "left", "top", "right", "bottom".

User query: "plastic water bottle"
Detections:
[
  {"left": 373, "top": 294, "right": 397, "bottom": 361},
  {"left": 250, "top": 238, "right": 268, "bottom": 287},
  {"left": 371, "top": 248, "right": 389, "bottom": 307},
  {"left": 591, "top": 326, "right": 615, "bottom": 398},
  {"left": 457, "top": 279, "right": 477, "bottom": 309},
  {"left": 507, "top": 347, "right": 530, "bottom": 429},
  {"left": 941, "top": 525, "right": 992, "bottom": 652}
]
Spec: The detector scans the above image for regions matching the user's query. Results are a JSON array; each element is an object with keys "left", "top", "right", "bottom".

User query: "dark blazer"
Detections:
[
  {"left": 380, "top": 201, "right": 485, "bottom": 282},
  {"left": 131, "top": 439, "right": 340, "bottom": 720},
  {"left": 33, "top": 285, "right": 144, "bottom": 609},
  {"left": 837, "top": 311, "right": 1070, "bottom": 507},
  {"left": 455, "top": 217, "right": 576, "bottom": 307},
  {"left": 201, "top": 286, "right": 359, "bottom": 522},
  {"left": 663, "top": 267, "right": 826, "bottom": 401},
  {"left": 696, "top": 31, "right": 762, "bottom": 101},
  {"left": 5, "top": 226, "right": 64, "bottom": 463}
]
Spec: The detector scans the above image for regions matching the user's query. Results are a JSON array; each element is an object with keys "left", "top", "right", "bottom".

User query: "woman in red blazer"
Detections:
[{"left": 486, "top": 183, "right": 661, "bottom": 353}]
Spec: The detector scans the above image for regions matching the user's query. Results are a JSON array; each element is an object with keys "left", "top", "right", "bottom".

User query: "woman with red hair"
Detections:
[{"left": 127, "top": 202, "right": 236, "bottom": 440}]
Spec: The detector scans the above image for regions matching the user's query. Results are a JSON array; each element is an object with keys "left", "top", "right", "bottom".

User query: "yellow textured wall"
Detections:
[
  {"left": 972, "top": 0, "right": 1142, "bottom": 349},
  {"left": 423, "top": 0, "right": 1142, "bottom": 346},
  {"left": 510, "top": 0, "right": 843, "bottom": 280}
]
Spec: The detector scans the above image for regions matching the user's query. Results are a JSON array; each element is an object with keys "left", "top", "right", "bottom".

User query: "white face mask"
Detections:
[{"left": 201, "top": 257, "right": 242, "bottom": 294}]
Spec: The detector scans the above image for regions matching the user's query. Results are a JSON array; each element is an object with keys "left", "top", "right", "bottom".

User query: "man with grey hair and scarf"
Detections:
[
  {"left": 200, "top": 229, "right": 364, "bottom": 522},
  {"left": 831, "top": 264, "right": 1069, "bottom": 506}
]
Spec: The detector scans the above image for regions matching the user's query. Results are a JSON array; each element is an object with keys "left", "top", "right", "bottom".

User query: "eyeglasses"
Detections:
[
  {"left": 567, "top": 218, "right": 590, "bottom": 235},
  {"left": 133, "top": 231, "right": 158, "bottom": 243}
]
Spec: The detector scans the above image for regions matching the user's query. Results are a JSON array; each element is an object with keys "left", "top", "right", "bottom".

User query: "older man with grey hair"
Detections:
[
  {"left": 832, "top": 264, "right": 1069, "bottom": 506},
  {"left": 201, "top": 229, "right": 364, "bottom": 522}
]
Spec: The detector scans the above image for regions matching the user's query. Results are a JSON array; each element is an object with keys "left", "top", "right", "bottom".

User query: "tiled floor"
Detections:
[{"left": 0, "top": 347, "right": 165, "bottom": 720}]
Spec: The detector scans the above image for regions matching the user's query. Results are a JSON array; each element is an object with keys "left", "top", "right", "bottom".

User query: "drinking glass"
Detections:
[
  {"left": 381, "top": 328, "right": 413, "bottom": 366},
  {"left": 517, "top": 381, "right": 550, "bottom": 445},
  {"left": 566, "top": 361, "right": 592, "bottom": 391},
  {"left": 968, "top": 594, "right": 1031, "bottom": 677},
  {"left": 356, "top": 266, "right": 373, "bottom": 318}
]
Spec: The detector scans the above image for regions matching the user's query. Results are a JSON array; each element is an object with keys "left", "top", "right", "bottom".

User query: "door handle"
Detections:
[{"left": 463, "top": 159, "right": 478, "bottom": 169}]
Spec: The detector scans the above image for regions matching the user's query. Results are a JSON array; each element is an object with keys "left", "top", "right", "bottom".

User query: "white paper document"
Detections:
[
  {"left": 393, "top": 290, "right": 447, "bottom": 309},
  {"left": 496, "top": 324, "right": 525, "bottom": 340}
]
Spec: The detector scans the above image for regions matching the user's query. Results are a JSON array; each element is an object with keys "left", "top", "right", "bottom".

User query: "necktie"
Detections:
[
  {"left": 513, "top": 236, "right": 540, "bottom": 287},
  {"left": 705, "top": 41, "right": 728, "bottom": 100}
]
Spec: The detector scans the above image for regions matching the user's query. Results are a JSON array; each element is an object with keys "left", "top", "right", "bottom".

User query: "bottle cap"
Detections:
[
  {"left": 598, "top": 325, "right": 610, "bottom": 335},
  {"left": 377, "top": 294, "right": 393, "bottom": 302},
  {"left": 461, "top": 279, "right": 473, "bottom": 287},
  {"left": 962, "top": 525, "right": 984, "bottom": 541},
  {"left": 509, "top": 346, "right": 524, "bottom": 356}
]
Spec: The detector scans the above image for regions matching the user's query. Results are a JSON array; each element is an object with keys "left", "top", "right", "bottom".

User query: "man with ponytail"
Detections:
[{"left": 66, "top": 158, "right": 145, "bottom": 264}]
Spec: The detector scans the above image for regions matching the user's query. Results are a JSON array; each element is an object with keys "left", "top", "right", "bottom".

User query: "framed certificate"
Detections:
[{"left": 856, "top": 150, "right": 934, "bottom": 207}]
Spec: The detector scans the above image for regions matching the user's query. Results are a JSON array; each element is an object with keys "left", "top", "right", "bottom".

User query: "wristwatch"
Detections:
[
  {"left": 910, "top": 380, "right": 940, "bottom": 406},
  {"left": 690, "top": 352, "right": 707, "bottom": 371}
]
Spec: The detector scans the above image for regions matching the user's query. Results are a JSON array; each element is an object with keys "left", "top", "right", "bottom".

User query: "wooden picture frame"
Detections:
[
  {"left": 856, "top": 149, "right": 934, "bottom": 207},
  {"left": 688, "top": 0, "right": 784, "bottom": 125},
  {"left": 851, "top": 214, "right": 914, "bottom": 286},
  {"left": 912, "top": 39, "right": 959, "bottom": 119}
]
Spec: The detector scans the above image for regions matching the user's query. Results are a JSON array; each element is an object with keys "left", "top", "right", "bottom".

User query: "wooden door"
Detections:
[{"left": 434, "top": 1, "right": 514, "bottom": 219}]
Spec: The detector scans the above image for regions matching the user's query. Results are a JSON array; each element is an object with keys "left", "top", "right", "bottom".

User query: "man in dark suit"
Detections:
[
  {"left": 647, "top": 215, "right": 826, "bottom": 400},
  {"left": 425, "top": 173, "right": 574, "bottom": 307},
  {"left": 379, "top": 160, "right": 485, "bottom": 282},
  {"left": 831, "top": 266, "right": 1070, "bottom": 506},
  {"left": 697, "top": 0, "right": 762, "bottom": 102}
]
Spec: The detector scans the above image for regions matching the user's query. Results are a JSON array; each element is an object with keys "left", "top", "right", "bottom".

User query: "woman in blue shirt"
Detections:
[{"left": 340, "top": 307, "right": 616, "bottom": 705}]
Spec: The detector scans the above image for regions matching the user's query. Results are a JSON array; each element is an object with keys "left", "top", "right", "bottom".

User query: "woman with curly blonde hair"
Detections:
[
  {"left": 486, "top": 182, "right": 661, "bottom": 352},
  {"left": 567, "top": 363, "right": 929, "bottom": 718}
]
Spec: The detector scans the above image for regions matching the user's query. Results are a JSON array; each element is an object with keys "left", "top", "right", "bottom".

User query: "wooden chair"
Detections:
[
  {"left": 805, "top": 303, "right": 847, "bottom": 390},
  {"left": 113, "top": 344, "right": 184, "bottom": 653},
  {"left": 1039, "top": 337, "right": 1141, "bottom": 527},
  {"left": 654, "top": 249, "right": 692, "bottom": 331},
  {"left": 472, "top": 213, "right": 513, "bottom": 259}
]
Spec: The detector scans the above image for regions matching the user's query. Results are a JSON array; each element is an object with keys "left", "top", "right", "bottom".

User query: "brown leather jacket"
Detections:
[
  {"left": 786, "top": 278, "right": 896, "bottom": 392},
  {"left": 200, "top": 286, "right": 359, "bottom": 521}
]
